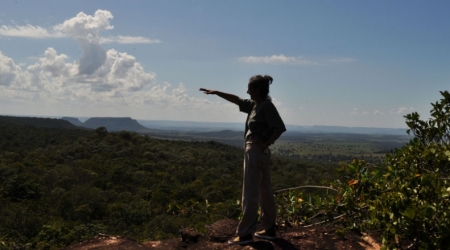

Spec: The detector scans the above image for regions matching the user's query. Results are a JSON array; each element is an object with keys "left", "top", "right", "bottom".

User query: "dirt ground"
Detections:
[{"left": 63, "top": 220, "right": 382, "bottom": 250}]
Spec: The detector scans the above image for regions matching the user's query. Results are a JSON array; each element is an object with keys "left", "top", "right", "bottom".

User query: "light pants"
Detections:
[{"left": 236, "top": 141, "right": 276, "bottom": 236}]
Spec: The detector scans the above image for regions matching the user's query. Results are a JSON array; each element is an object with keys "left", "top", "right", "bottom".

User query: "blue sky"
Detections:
[{"left": 1, "top": 1, "right": 449, "bottom": 128}]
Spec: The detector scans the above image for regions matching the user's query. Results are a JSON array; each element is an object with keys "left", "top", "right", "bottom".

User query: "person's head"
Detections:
[{"left": 247, "top": 75, "right": 273, "bottom": 101}]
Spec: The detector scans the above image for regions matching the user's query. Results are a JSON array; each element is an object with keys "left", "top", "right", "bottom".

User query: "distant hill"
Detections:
[
  {"left": 138, "top": 119, "right": 243, "bottom": 132},
  {"left": 194, "top": 130, "right": 243, "bottom": 138},
  {"left": 0, "top": 115, "right": 150, "bottom": 133},
  {"left": 0, "top": 115, "right": 79, "bottom": 129},
  {"left": 0, "top": 114, "right": 408, "bottom": 135},
  {"left": 285, "top": 125, "right": 408, "bottom": 135},
  {"left": 83, "top": 117, "right": 149, "bottom": 132},
  {"left": 61, "top": 117, "right": 84, "bottom": 127},
  {"left": 138, "top": 119, "right": 408, "bottom": 135}
]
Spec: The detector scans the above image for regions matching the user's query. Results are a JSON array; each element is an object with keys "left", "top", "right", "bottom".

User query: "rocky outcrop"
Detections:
[{"left": 205, "top": 219, "right": 239, "bottom": 242}]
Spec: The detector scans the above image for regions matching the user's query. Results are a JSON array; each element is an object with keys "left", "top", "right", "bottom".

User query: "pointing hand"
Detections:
[{"left": 199, "top": 88, "right": 216, "bottom": 95}]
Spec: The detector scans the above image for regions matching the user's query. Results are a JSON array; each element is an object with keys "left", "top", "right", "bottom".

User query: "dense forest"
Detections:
[
  {"left": 0, "top": 123, "right": 334, "bottom": 249},
  {"left": 2, "top": 91, "right": 450, "bottom": 250}
]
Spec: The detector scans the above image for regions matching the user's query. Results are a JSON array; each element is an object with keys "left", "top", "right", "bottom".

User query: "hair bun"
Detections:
[{"left": 263, "top": 75, "right": 273, "bottom": 85}]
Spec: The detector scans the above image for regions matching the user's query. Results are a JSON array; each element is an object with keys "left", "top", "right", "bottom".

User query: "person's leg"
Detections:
[
  {"left": 236, "top": 143, "right": 262, "bottom": 236},
  {"left": 258, "top": 148, "right": 276, "bottom": 230}
]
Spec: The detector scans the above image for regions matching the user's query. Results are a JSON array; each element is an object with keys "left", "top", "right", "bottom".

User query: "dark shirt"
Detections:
[{"left": 238, "top": 98, "right": 286, "bottom": 142}]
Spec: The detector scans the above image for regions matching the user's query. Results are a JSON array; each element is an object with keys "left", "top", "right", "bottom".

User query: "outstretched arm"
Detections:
[{"left": 199, "top": 88, "right": 240, "bottom": 105}]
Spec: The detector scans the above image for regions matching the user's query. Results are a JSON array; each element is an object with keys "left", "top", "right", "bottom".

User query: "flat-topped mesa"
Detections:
[{"left": 83, "top": 117, "right": 148, "bottom": 132}]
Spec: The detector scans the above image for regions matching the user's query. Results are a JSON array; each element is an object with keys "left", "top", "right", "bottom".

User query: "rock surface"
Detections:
[{"left": 62, "top": 219, "right": 382, "bottom": 250}]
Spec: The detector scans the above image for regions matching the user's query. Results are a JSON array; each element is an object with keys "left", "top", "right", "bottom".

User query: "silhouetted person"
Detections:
[{"left": 200, "top": 74, "right": 286, "bottom": 245}]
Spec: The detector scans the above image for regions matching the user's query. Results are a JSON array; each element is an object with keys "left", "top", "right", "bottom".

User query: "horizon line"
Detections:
[{"left": 0, "top": 113, "right": 408, "bottom": 130}]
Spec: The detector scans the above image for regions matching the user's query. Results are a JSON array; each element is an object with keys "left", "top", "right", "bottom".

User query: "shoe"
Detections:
[
  {"left": 227, "top": 234, "right": 253, "bottom": 245},
  {"left": 254, "top": 226, "right": 276, "bottom": 240}
]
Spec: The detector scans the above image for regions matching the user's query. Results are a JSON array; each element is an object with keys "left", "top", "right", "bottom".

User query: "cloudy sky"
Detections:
[{"left": 1, "top": 1, "right": 449, "bottom": 128}]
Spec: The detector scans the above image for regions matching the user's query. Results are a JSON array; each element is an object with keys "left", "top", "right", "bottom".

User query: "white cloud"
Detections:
[
  {"left": 87, "top": 49, "right": 156, "bottom": 92},
  {"left": 239, "top": 54, "right": 319, "bottom": 65},
  {"left": 0, "top": 10, "right": 159, "bottom": 45},
  {"left": 54, "top": 10, "right": 114, "bottom": 75},
  {"left": 100, "top": 36, "right": 161, "bottom": 44},
  {"left": 374, "top": 110, "right": 384, "bottom": 115},
  {"left": 0, "top": 10, "right": 241, "bottom": 122},
  {"left": 1, "top": 47, "right": 230, "bottom": 119},
  {"left": 239, "top": 54, "right": 356, "bottom": 66},
  {"left": 0, "top": 9, "right": 200, "bottom": 118},
  {"left": 0, "top": 51, "right": 21, "bottom": 86},
  {"left": 0, "top": 24, "right": 65, "bottom": 39},
  {"left": 362, "top": 111, "right": 368, "bottom": 115},
  {"left": 390, "top": 107, "right": 410, "bottom": 114},
  {"left": 54, "top": 9, "right": 114, "bottom": 43},
  {"left": 324, "top": 57, "right": 356, "bottom": 63},
  {"left": 39, "top": 48, "right": 73, "bottom": 78},
  {"left": 351, "top": 108, "right": 359, "bottom": 115}
]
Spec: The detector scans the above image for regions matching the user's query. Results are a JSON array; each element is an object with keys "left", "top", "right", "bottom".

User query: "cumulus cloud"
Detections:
[
  {"left": 54, "top": 10, "right": 112, "bottom": 74},
  {"left": 40, "top": 48, "right": 75, "bottom": 78},
  {"left": 98, "top": 49, "right": 156, "bottom": 92},
  {"left": 0, "top": 10, "right": 158, "bottom": 45},
  {"left": 0, "top": 52, "right": 21, "bottom": 86},
  {"left": 0, "top": 46, "right": 227, "bottom": 119},
  {"left": 54, "top": 10, "right": 113, "bottom": 43},
  {"left": 0, "top": 10, "right": 160, "bottom": 77},
  {"left": 79, "top": 42, "right": 106, "bottom": 75},
  {"left": 0, "top": 10, "right": 228, "bottom": 120}
]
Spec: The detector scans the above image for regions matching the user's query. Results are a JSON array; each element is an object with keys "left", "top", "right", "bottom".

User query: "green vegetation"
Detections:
[
  {"left": 147, "top": 127, "right": 410, "bottom": 164},
  {"left": 2, "top": 91, "right": 448, "bottom": 249},
  {"left": 276, "top": 91, "right": 450, "bottom": 249},
  {"left": 270, "top": 133, "right": 409, "bottom": 163},
  {"left": 0, "top": 123, "right": 332, "bottom": 249}
]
